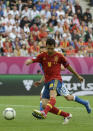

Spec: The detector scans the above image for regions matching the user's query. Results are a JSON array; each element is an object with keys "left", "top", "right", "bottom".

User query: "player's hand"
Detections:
[
  {"left": 25, "top": 59, "right": 31, "bottom": 65},
  {"left": 33, "top": 81, "right": 41, "bottom": 87},
  {"left": 77, "top": 75, "right": 84, "bottom": 82}
]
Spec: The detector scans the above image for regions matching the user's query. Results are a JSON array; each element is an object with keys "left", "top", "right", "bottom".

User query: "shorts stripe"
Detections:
[
  {"left": 47, "top": 104, "right": 52, "bottom": 109},
  {"left": 54, "top": 80, "right": 58, "bottom": 90},
  {"left": 57, "top": 109, "right": 61, "bottom": 115}
]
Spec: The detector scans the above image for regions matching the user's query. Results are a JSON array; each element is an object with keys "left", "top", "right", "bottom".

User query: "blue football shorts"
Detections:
[{"left": 42, "top": 80, "right": 70, "bottom": 99}]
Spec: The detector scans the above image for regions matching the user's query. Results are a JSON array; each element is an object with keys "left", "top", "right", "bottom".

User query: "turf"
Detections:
[{"left": 0, "top": 96, "right": 93, "bottom": 131}]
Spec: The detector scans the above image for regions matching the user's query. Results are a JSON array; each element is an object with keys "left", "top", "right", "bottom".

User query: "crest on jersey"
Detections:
[{"left": 48, "top": 62, "right": 51, "bottom": 67}]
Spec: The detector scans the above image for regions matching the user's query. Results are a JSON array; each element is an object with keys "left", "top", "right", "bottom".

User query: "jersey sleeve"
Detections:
[
  {"left": 32, "top": 53, "right": 43, "bottom": 63},
  {"left": 59, "top": 54, "right": 69, "bottom": 68}
]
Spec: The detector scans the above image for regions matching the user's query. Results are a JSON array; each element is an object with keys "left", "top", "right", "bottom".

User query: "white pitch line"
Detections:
[{"left": 0, "top": 104, "right": 93, "bottom": 110}]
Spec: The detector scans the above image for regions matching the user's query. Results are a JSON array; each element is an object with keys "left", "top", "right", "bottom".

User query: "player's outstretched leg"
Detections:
[
  {"left": 74, "top": 96, "right": 91, "bottom": 113},
  {"left": 49, "top": 106, "right": 72, "bottom": 124},
  {"left": 62, "top": 84, "right": 91, "bottom": 113},
  {"left": 32, "top": 107, "right": 72, "bottom": 124}
]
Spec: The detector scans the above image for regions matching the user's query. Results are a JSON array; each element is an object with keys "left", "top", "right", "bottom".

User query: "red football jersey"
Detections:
[{"left": 32, "top": 52, "right": 69, "bottom": 83}]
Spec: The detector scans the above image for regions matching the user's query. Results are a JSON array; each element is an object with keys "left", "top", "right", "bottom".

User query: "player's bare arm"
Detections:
[
  {"left": 67, "top": 65, "right": 83, "bottom": 82},
  {"left": 61, "top": 65, "right": 65, "bottom": 71},
  {"left": 40, "top": 75, "right": 45, "bottom": 83}
]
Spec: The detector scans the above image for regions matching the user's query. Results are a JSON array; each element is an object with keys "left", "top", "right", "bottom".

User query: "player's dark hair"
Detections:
[{"left": 46, "top": 38, "right": 56, "bottom": 47}]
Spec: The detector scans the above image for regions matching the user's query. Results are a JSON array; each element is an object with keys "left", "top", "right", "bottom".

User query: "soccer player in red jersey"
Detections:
[
  {"left": 34, "top": 46, "right": 66, "bottom": 112},
  {"left": 25, "top": 38, "right": 91, "bottom": 123},
  {"left": 34, "top": 45, "right": 91, "bottom": 115}
]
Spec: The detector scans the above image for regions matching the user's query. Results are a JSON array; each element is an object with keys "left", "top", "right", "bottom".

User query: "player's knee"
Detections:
[
  {"left": 42, "top": 103, "right": 47, "bottom": 109},
  {"left": 65, "top": 96, "right": 72, "bottom": 101},
  {"left": 42, "top": 101, "right": 47, "bottom": 109}
]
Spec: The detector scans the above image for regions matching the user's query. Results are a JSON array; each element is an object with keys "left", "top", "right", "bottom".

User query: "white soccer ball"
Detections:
[{"left": 3, "top": 108, "right": 16, "bottom": 120}]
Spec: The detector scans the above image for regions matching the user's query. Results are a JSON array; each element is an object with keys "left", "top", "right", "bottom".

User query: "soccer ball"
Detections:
[{"left": 3, "top": 108, "right": 16, "bottom": 120}]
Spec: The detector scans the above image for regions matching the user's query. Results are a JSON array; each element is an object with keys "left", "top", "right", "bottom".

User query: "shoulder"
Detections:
[{"left": 55, "top": 52, "right": 66, "bottom": 60}]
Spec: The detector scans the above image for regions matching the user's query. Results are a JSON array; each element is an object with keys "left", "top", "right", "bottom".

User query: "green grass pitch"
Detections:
[{"left": 0, "top": 96, "right": 93, "bottom": 131}]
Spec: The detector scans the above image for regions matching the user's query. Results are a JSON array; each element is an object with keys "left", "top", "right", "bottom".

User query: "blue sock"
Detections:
[
  {"left": 40, "top": 101, "right": 43, "bottom": 111},
  {"left": 75, "top": 96, "right": 87, "bottom": 105}
]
